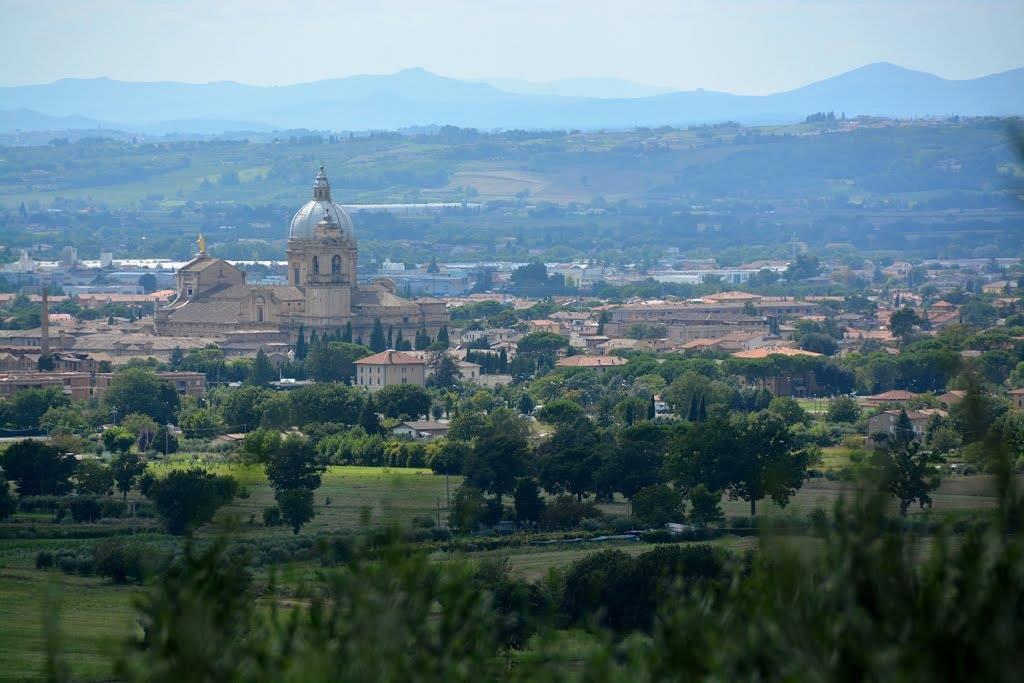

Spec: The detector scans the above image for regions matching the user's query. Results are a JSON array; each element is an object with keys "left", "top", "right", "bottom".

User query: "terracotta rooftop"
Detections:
[
  {"left": 555, "top": 355, "right": 628, "bottom": 368},
  {"left": 354, "top": 350, "right": 426, "bottom": 365},
  {"left": 730, "top": 346, "right": 822, "bottom": 359},
  {"left": 865, "top": 390, "right": 919, "bottom": 401}
]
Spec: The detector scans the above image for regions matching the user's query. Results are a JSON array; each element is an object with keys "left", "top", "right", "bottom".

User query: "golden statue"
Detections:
[{"left": 197, "top": 234, "right": 207, "bottom": 254}]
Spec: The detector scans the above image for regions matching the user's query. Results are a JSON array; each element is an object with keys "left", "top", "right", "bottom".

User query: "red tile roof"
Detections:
[
  {"left": 555, "top": 355, "right": 628, "bottom": 368},
  {"left": 354, "top": 350, "right": 425, "bottom": 366}
]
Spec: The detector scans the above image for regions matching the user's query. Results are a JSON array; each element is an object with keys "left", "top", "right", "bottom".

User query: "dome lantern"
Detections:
[{"left": 313, "top": 165, "right": 331, "bottom": 201}]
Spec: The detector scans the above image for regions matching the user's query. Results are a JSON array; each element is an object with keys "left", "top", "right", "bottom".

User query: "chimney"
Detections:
[{"left": 40, "top": 287, "right": 50, "bottom": 357}]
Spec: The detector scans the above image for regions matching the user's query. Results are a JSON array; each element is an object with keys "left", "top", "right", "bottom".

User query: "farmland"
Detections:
[{"left": 0, "top": 461, "right": 1009, "bottom": 681}]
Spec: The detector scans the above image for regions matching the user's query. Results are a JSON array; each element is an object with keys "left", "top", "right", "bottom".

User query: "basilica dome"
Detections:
[{"left": 288, "top": 166, "right": 355, "bottom": 240}]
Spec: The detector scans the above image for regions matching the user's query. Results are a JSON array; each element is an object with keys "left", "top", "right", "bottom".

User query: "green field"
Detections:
[
  {"left": 0, "top": 539, "right": 141, "bottom": 682},
  {"left": 0, "top": 465, "right": 1010, "bottom": 681}
]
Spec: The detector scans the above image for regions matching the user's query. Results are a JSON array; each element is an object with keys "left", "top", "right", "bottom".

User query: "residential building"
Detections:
[
  {"left": 354, "top": 350, "right": 426, "bottom": 390},
  {"left": 392, "top": 420, "right": 450, "bottom": 439},
  {"left": 554, "top": 355, "right": 628, "bottom": 372}
]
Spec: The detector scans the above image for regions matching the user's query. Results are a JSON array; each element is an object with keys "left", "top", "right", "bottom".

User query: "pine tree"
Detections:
[
  {"left": 369, "top": 319, "right": 387, "bottom": 352},
  {"left": 342, "top": 321, "right": 352, "bottom": 343},
  {"left": 295, "top": 324, "right": 308, "bottom": 361}
]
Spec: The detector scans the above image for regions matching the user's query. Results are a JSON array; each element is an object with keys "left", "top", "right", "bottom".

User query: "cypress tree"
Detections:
[
  {"left": 295, "top": 324, "right": 308, "bottom": 360},
  {"left": 169, "top": 346, "right": 184, "bottom": 370},
  {"left": 437, "top": 324, "right": 450, "bottom": 345},
  {"left": 648, "top": 395, "right": 656, "bottom": 420},
  {"left": 415, "top": 327, "right": 430, "bottom": 350},
  {"left": 687, "top": 395, "right": 699, "bottom": 421},
  {"left": 387, "top": 326, "right": 394, "bottom": 349},
  {"left": 342, "top": 321, "right": 353, "bottom": 343},
  {"left": 499, "top": 348, "right": 508, "bottom": 373},
  {"left": 251, "top": 348, "right": 275, "bottom": 387},
  {"left": 698, "top": 394, "right": 707, "bottom": 422},
  {"left": 309, "top": 329, "right": 319, "bottom": 349},
  {"left": 369, "top": 319, "right": 386, "bottom": 352}
]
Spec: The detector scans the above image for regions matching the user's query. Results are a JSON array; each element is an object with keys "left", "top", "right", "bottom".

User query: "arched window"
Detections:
[
  {"left": 332, "top": 255, "right": 342, "bottom": 280},
  {"left": 312, "top": 256, "right": 319, "bottom": 275}
]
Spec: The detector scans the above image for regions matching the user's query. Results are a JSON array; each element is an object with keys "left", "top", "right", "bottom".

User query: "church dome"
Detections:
[{"left": 288, "top": 166, "right": 355, "bottom": 240}]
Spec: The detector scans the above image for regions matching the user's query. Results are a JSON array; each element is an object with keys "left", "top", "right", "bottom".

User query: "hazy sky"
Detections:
[{"left": 1, "top": 0, "right": 1022, "bottom": 93}]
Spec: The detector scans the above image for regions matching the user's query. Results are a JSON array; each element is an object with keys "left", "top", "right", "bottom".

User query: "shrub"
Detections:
[
  {"left": 541, "top": 496, "right": 602, "bottom": 531},
  {"left": 411, "top": 514, "right": 436, "bottom": 529},
  {"left": 93, "top": 538, "right": 156, "bottom": 584},
  {"left": 99, "top": 499, "right": 127, "bottom": 518},
  {"left": 35, "top": 550, "right": 55, "bottom": 569},
  {"left": 263, "top": 506, "right": 283, "bottom": 527},
  {"left": 18, "top": 495, "right": 65, "bottom": 513},
  {"left": 68, "top": 497, "right": 102, "bottom": 523},
  {"left": 632, "top": 484, "right": 685, "bottom": 528}
]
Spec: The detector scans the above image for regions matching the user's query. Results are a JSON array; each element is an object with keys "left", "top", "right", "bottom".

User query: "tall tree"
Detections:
[
  {"left": 144, "top": 468, "right": 237, "bottom": 535},
  {"left": 0, "top": 440, "right": 77, "bottom": 496},
  {"left": 369, "top": 319, "right": 387, "bottom": 352},
  {"left": 111, "top": 452, "right": 146, "bottom": 501},
  {"left": 728, "top": 412, "right": 810, "bottom": 516},
  {"left": 104, "top": 369, "right": 180, "bottom": 424},
  {"left": 513, "top": 478, "right": 545, "bottom": 525},
  {"left": 250, "top": 348, "right": 276, "bottom": 386},
  {"left": 306, "top": 342, "right": 372, "bottom": 383},
  {"left": 464, "top": 408, "right": 532, "bottom": 500},
  {"left": 426, "top": 351, "right": 461, "bottom": 389},
  {"left": 538, "top": 417, "right": 606, "bottom": 500},
  {"left": 871, "top": 438, "right": 940, "bottom": 516},
  {"left": 294, "top": 325, "right": 308, "bottom": 361},
  {"left": 264, "top": 435, "right": 325, "bottom": 534}
]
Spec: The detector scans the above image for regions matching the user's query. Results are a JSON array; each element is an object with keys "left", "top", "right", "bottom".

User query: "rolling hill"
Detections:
[{"left": 0, "top": 63, "right": 1021, "bottom": 134}]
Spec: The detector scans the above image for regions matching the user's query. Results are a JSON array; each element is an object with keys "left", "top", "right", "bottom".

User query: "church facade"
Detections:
[{"left": 154, "top": 167, "right": 448, "bottom": 343}]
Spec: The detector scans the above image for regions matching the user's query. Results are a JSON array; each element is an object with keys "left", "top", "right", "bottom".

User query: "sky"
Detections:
[{"left": 1, "top": 0, "right": 1022, "bottom": 93}]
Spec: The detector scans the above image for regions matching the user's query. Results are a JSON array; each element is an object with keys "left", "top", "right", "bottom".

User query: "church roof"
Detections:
[
  {"left": 163, "top": 299, "right": 242, "bottom": 324},
  {"left": 266, "top": 286, "right": 305, "bottom": 301},
  {"left": 179, "top": 255, "right": 229, "bottom": 272},
  {"left": 289, "top": 167, "right": 355, "bottom": 240},
  {"left": 352, "top": 287, "right": 418, "bottom": 310}
]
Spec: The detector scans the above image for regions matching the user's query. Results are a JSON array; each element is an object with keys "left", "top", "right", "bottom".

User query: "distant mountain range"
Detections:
[{"left": 0, "top": 63, "right": 1022, "bottom": 134}]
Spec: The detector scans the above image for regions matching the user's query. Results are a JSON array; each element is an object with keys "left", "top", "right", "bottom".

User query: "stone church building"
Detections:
[{"left": 155, "top": 167, "right": 448, "bottom": 342}]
